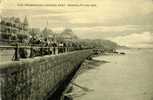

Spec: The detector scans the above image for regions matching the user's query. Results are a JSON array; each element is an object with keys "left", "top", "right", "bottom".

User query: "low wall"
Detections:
[
  {"left": 0, "top": 49, "right": 93, "bottom": 100},
  {"left": 0, "top": 49, "right": 14, "bottom": 62}
]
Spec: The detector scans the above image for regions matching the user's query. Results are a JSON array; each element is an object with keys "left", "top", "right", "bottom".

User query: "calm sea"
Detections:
[{"left": 72, "top": 49, "right": 153, "bottom": 100}]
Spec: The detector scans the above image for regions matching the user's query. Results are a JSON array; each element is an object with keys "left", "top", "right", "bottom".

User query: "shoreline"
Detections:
[
  {"left": 62, "top": 58, "right": 109, "bottom": 100},
  {"left": 77, "top": 59, "right": 109, "bottom": 76}
]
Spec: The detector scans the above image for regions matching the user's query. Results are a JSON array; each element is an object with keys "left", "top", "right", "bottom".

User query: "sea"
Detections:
[{"left": 72, "top": 49, "right": 153, "bottom": 100}]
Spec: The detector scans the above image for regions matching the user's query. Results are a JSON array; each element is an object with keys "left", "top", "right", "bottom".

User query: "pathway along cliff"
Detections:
[{"left": 63, "top": 49, "right": 153, "bottom": 100}]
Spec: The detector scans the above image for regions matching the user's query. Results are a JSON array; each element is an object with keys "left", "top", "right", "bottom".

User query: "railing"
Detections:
[{"left": 0, "top": 41, "right": 87, "bottom": 61}]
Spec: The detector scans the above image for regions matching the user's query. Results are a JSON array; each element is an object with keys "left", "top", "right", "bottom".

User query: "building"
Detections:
[
  {"left": 23, "top": 16, "right": 28, "bottom": 31},
  {"left": 0, "top": 16, "right": 28, "bottom": 34},
  {"left": 0, "top": 16, "right": 29, "bottom": 41}
]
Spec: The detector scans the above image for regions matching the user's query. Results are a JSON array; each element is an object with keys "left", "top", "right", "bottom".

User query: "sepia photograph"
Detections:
[{"left": 0, "top": 0, "right": 153, "bottom": 100}]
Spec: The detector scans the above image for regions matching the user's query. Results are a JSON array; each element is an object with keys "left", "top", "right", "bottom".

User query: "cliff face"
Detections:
[
  {"left": 79, "top": 39, "right": 118, "bottom": 50},
  {"left": 95, "top": 39, "right": 118, "bottom": 50}
]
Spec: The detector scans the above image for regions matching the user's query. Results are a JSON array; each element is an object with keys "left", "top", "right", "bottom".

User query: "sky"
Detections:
[{"left": 0, "top": 0, "right": 153, "bottom": 48}]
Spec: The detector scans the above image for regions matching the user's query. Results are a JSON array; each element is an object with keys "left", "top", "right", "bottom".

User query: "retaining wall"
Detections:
[{"left": 0, "top": 49, "right": 93, "bottom": 100}]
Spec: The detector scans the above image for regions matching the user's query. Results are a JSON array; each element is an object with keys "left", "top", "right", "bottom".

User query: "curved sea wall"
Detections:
[{"left": 0, "top": 49, "right": 93, "bottom": 100}]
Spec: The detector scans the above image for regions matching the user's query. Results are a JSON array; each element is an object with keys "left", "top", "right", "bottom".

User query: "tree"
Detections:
[
  {"left": 61, "top": 28, "right": 78, "bottom": 40},
  {"left": 29, "top": 28, "right": 41, "bottom": 38},
  {"left": 42, "top": 27, "right": 53, "bottom": 39},
  {"left": 1, "top": 32, "right": 12, "bottom": 40},
  {"left": 16, "top": 31, "right": 28, "bottom": 42}
]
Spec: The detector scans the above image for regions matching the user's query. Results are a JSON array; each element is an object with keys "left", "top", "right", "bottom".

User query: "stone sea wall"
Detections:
[{"left": 0, "top": 50, "right": 92, "bottom": 100}]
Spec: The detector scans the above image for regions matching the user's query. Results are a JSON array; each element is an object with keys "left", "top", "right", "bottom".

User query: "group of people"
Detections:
[
  {"left": 14, "top": 36, "right": 72, "bottom": 60},
  {"left": 11, "top": 34, "right": 84, "bottom": 60}
]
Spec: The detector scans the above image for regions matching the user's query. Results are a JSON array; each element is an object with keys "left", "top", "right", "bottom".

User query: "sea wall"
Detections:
[{"left": 0, "top": 49, "right": 93, "bottom": 100}]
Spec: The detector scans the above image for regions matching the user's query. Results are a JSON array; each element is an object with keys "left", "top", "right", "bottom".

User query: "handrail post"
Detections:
[
  {"left": 65, "top": 47, "right": 67, "bottom": 53},
  {"left": 53, "top": 47, "right": 55, "bottom": 54},
  {"left": 56, "top": 47, "right": 58, "bottom": 54},
  {"left": 40, "top": 45, "right": 43, "bottom": 56},
  {"left": 30, "top": 45, "right": 34, "bottom": 58},
  {"left": 48, "top": 46, "right": 50, "bottom": 55},
  {"left": 14, "top": 43, "right": 20, "bottom": 61},
  {"left": 67, "top": 47, "right": 69, "bottom": 52}
]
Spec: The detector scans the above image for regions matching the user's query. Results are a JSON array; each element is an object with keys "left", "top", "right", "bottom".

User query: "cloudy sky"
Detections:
[{"left": 0, "top": 0, "right": 153, "bottom": 48}]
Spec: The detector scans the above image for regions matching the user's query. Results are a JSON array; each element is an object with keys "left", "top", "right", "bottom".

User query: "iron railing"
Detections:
[{"left": 0, "top": 42, "right": 85, "bottom": 61}]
